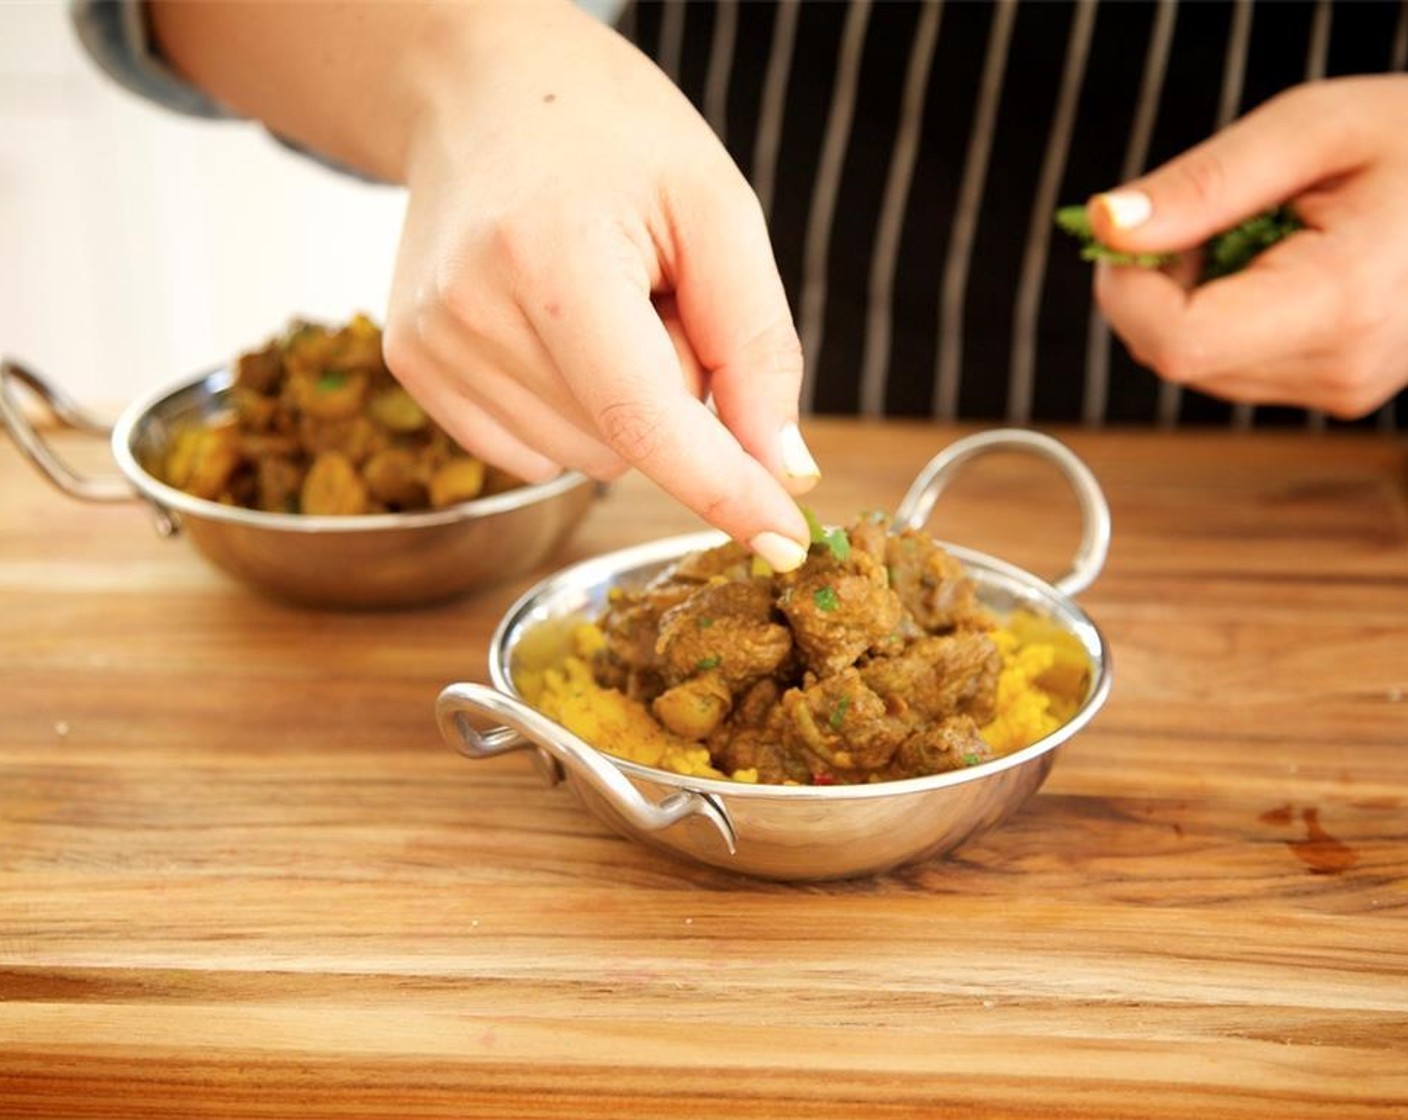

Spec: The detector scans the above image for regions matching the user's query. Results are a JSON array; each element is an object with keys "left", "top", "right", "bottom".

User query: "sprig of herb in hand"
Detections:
[
  {"left": 1054, "top": 203, "right": 1304, "bottom": 282},
  {"left": 1053, "top": 206, "right": 1172, "bottom": 269},
  {"left": 1197, "top": 206, "right": 1303, "bottom": 281}
]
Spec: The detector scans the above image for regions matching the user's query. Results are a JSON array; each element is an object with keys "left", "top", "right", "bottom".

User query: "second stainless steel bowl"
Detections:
[{"left": 2, "top": 360, "right": 596, "bottom": 609}]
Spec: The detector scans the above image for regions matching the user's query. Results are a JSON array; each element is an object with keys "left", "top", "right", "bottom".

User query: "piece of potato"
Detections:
[
  {"left": 363, "top": 447, "right": 429, "bottom": 508},
  {"left": 166, "top": 423, "right": 241, "bottom": 501},
  {"left": 366, "top": 387, "right": 428, "bottom": 433},
  {"left": 301, "top": 450, "right": 368, "bottom": 515},
  {"left": 428, "top": 457, "right": 486, "bottom": 508},
  {"left": 652, "top": 674, "right": 732, "bottom": 741}
]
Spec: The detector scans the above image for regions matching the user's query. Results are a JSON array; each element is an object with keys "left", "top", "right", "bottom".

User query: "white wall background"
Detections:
[{"left": 0, "top": 2, "right": 407, "bottom": 412}]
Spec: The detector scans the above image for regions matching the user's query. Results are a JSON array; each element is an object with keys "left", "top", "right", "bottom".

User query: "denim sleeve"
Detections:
[
  {"left": 70, "top": 0, "right": 628, "bottom": 119},
  {"left": 69, "top": 0, "right": 232, "bottom": 120},
  {"left": 70, "top": 0, "right": 628, "bottom": 179}
]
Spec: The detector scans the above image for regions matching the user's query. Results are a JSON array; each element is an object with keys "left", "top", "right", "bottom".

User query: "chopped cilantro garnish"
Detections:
[
  {"left": 696, "top": 655, "right": 721, "bottom": 671},
  {"left": 696, "top": 616, "right": 715, "bottom": 629},
  {"left": 814, "top": 586, "right": 840, "bottom": 612},
  {"left": 962, "top": 752, "right": 982, "bottom": 766},
  {"left": 829, "top": 695, "right": 851, "bottom": 730},
  {"left": 801, "top": 505, "right": 851, "bottom": 561},
  {"left": 316, "top": 370, "right": 349, "bottom": 392}
]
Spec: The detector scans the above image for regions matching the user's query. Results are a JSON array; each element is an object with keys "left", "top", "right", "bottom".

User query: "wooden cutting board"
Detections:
[{"left": 1, "top": 420, "right": 1406, "bottom": 1118}]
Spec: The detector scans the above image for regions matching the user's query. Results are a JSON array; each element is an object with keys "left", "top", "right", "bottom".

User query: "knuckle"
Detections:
[
  {"left": 1168, "top": 150, "right": 1230, "bottom": 213},
  {"left": 741, "top": 320, "right": 806, "bottom": 383},
  {"left": 596, "top": 399, "right": 667, "bottom": 465},
  {"left": 696, "top": 488, "right": 746, "bottom": 530},
  {"left": 436, "top": 217, "right": 542, "bottom": 329}
]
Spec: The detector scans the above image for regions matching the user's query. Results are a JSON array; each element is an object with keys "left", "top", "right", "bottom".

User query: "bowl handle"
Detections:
[
  {"left": 0, "top": 359, "right": 133, "bottom": 503},
  {"left": 436, "top": 681, "right": 738, "bottom": 854},
  {"left": 892, "top": 428, "right": 1111, "bottom": 598}
]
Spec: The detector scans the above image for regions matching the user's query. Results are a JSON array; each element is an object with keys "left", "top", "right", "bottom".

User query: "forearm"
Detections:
[{"left": 147, "top": 0, "right": 569, "bottom": 184}]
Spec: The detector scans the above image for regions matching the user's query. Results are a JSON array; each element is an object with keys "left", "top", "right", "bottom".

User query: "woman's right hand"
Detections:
[
  {"left": 382, "top": 2, "right": 818, "bottom": 570},
  {"left": 151, "top": 0, "right": 818, "bottom": 570}
]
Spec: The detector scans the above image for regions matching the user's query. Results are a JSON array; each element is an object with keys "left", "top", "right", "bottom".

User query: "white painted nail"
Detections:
[
  {"left": 749, "top": 531, "right": 809, "bottom": 574},
  {"left": 1096, "top": 189, "right": 1152, "bottom": 230},
  {"left": 779, "top": 422, "right": 820, "bottom": 481}
]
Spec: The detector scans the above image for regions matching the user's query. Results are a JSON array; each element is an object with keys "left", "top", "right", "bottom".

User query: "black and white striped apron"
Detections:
[{"left": 622, "top": 0, "right": 1408, "bottom": 431}]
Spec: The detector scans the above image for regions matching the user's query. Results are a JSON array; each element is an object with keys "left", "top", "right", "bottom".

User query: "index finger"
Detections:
[{"left": 524, "top": 229, "right": 812, "bottom": 571}]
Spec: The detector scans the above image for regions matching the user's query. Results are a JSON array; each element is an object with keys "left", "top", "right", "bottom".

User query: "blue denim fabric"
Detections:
[{"left": 70, "top": 0, "right": 230, "bottom": 119}]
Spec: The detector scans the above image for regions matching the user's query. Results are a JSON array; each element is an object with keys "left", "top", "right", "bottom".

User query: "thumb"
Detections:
[{"left": 1088, "top": 80, "right": 1364, "bottom": 253}]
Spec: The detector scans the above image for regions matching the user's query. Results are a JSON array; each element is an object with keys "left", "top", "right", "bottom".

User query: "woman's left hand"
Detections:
[{"left": 1090, "top": 74, "right": 1408, "bottom": 417}]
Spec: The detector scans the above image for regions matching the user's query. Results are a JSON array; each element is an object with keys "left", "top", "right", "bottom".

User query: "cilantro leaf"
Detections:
[
  {"left": 829, "top": 695, "right": 851, "bottom": 730},
  {"left": 800, "top": 505, "right": 851, "bottom": 562},
  {"left": 1053, "top": 206, "right": 1173, "bottom": 268}
]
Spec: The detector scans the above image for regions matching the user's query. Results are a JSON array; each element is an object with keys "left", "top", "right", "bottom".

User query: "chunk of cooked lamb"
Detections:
[
  {"left": 859, "top": 631, "right": 1001, "bottom": 726},
  {"left": 779, "top": 667, "right": 908, "bottom": 774},
  {"left": 888, "top": 715, "right": 993, "bottom": 778},
  {"left": 884, "top": 529, "right": 988, "bottom": 632},
  {"left": 655, "top": 579, "right": 793, "bottom": 690}
]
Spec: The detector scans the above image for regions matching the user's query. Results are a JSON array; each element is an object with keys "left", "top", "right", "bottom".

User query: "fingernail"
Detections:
[
  {"left": 749, "top": 531, "right": 809, "bottom": 574},
  {"left": 1095, "top": 189, "right": 1152, "bottom": 230},
  {"left": 779, "top": 422, "right": 820, "bottom": 481}
]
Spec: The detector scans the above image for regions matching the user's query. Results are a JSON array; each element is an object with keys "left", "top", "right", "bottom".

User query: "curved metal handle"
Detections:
[
  {"left": 435, "top": 681, "right": 738, "bottom": 854},
  {"left": 0, "top": 359, "right": 132, "bottom": 502},
  {"left": 893, "top": 428, "right": 1111, "bottom": 597}
]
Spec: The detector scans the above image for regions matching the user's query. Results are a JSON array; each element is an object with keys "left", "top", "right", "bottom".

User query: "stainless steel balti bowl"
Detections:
[
  {"left": 437, "top": 429, "right": 1113, "bottom": 880},
  {"left": 1, "top": 359, "right": 595, "bottom": 609}
]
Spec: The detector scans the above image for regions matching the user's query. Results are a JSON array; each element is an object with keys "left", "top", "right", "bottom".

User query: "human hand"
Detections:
[
  {"left": 1088, "top": 75, "right": 1408, "bottom": 417},
  {"left": 381, "top": 2, "right": 816, "bottom": 569}
]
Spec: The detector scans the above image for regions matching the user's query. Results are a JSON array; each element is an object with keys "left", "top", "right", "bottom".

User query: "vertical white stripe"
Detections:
[
  {"left": 859, "top": 1, "right": 943, "bottom": 418},
  {"left": 752, "top": 0, "right": 800, "bottom": 221},
  {"left": 1084, "top": 0, "right": 1177, "bottom": 427},
  {"left": 798, "top": 0, "right": 872, "bottom": 412},
  {"left": 657, "top": 0, "right": 686, "bottom": 85},
  {"left": 934, "top": 0, "right": 1018, "bottom": 420},
  {"left": 1008, "top": 0, "right": 1097, "bottom": 424},
  {"left": 1162, "top": 0, "right": 1253, "bottom": 430},
  {"left": 703, "top": 0, "right": 739, "bottom": 144}
]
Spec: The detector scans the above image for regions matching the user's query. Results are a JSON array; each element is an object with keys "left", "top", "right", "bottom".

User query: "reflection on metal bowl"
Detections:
[
  {"left": 437, "top": 429, "right": 1113, "bottom": 881},
  {"left": 2, "top": 360, "right": 596, "bottom": 609}
]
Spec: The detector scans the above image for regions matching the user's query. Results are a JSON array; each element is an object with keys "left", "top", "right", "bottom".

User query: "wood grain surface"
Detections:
[{"left": 1, "top": 419, "right": 1406, "bottom": 1119}]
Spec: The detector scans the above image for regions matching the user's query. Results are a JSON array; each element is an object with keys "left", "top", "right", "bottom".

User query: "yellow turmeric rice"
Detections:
[{"left": 516, "top": 610, "right": 1089, "bottom": 784}]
